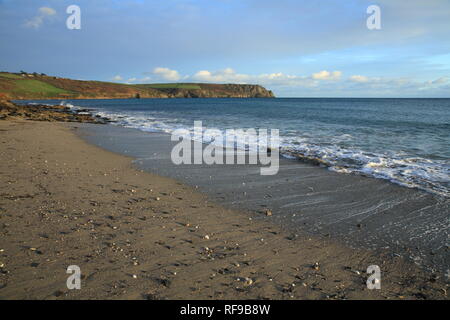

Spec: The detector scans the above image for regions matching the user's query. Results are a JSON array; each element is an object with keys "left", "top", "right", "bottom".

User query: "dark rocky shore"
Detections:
[{"left": 0, "top": 100, "right": 109, "bottom": 123}]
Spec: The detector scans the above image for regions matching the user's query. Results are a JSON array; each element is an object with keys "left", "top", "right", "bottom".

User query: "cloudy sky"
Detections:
[{"left": 1, "top": 0, "right": 449, "bottom": 97}]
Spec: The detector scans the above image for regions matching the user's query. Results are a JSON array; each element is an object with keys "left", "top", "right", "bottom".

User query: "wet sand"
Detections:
[{"left": 0, "top": 120, "right": 448, "bottom": 299}]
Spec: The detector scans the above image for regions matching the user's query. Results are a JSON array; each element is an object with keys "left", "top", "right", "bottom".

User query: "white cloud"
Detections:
[
  {"left": 39, "top": 7, "right": 56, "bottom": 16},
  {"left": 193, "top": 70, "right": 211, "bottom": 79},
  {"left": 25, "top": 7, "right": 56, "bottom": 29},
  {"left": 192, "top": 68, "right": 250, "bottom": 83},
  {"left": 428, "top": 77, "right": 449, "bottom": 85},
  {"left": 256, "top": 73, "right": 316, "bottom": 87},
  {"left": 152, "top": 67, "right": 181, "bottom": 81},
  {"left": 311, "top": 70, "right": 342, "bottom": 81},
  {"left": 112, "top": 75, "right": 123, "bottom": 81},
  {"left": 349, "top": 75, "right": 370, "bottom": 83},
  {"left": 188, "top": 68, "right": 321, "bottom": 88}
]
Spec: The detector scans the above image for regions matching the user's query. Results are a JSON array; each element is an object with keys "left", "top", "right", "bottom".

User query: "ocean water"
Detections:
[{"left": 20, "top": 98, "right": 450, "bottom": 197}]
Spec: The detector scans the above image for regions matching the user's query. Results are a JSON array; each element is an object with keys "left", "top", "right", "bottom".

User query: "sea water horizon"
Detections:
[{"left": 17, "top": 97, "right": 450, "bottom": 198}]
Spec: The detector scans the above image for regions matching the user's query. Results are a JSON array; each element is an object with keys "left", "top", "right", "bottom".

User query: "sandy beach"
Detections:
[
  {"left": 0, "top": 118, "right": 448, "bottom": 300},
  {"left": 1, "top": 0, "right": 450, "bottom": 306}
]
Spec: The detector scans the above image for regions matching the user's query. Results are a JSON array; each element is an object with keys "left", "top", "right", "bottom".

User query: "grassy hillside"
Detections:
[
  {"left": 0, "top": 72, "right": 23, "bottom": 79},
  {"left": 0, "top": 72, "right": 274, "bottom": 99}
]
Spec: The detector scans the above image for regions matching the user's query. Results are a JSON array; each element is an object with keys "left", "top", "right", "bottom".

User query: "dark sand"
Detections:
[{"left": 0, "top": 120, "right": 448, "bottom": 299}]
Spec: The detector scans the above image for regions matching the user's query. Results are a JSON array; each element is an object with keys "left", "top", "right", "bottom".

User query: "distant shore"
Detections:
[
  {"left": 0, "top": 104, "right": 448, "bottom": 299},
  {"left": 0, "top": 72, "right": 275, "bottom": 100}
]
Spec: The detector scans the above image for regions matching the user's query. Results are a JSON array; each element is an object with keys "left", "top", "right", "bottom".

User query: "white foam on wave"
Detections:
[
  {"left": 80, "top": 108, "right": 450, "bottom": 198},
  {"left": 59, "top": 101, "right": 80, "bottom": 110},
  {"left": 282, "top": 139, "right": 449, "bottom": 197}
]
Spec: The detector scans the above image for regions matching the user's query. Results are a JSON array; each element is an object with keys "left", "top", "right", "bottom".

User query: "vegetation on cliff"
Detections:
[{"left": 0, "top": 72, "right": 275, "bottom": 99}]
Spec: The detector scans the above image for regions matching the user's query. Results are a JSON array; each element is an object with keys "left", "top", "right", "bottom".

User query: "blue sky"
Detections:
[{"left": 0, "top": 0, "right": 449, "bottom": 97}]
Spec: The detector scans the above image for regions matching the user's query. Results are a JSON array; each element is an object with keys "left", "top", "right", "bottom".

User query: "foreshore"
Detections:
[
  {"left": 0, "top": 116, "right": 448, "bottom": 299},
  {"left": 79, "top": 123, "right": 449, "bottom": 276}
]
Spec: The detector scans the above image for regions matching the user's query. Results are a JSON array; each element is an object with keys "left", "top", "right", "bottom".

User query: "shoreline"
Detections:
[
  {"left": 14, "top": 97, "right": 447, "bottom": 198},
  {"left": 2, "top": 99, "right": 449, "bottom": 273},
  {"left": 77, "top": 122, "right": 449, "bottom": 276},
  {"left": 11, "top": 98, "right": 449, "bottom": 198},
  {"left": 0, "top": 119, "right": 448, "bottom": 299}
]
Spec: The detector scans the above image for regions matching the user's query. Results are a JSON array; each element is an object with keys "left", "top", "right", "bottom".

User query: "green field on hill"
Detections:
[
  {"left": 0, "top": 72, "right": 24, "bottom": 79},
  {"left": 0, "top": 73, "right": 75, "bottom": 98},
  {"left": 12, "top": 79, "right": 73, "bottom": 96}
]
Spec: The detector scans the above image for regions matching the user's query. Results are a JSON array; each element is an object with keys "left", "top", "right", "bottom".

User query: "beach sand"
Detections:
[
  {"left": 0, "top": 119, "right": 448, "bottom": 299},
  {"left": 79, "top": 123, "right": 449, "bottom": 275}
]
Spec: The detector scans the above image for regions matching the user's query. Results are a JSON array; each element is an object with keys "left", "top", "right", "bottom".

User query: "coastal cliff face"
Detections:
[
  {"left": 157, "top": 84, "right": 274, "bottom": 98},
  {"left": 0, "top": 72, "right": 275, "bottom": 99}
]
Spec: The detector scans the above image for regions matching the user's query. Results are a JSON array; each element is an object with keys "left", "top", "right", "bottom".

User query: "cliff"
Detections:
[{"left": 0, "top": 72, "right": 275, "bottom": 99}]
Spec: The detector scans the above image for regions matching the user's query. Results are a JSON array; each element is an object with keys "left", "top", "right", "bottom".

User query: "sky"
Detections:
[{"left": 0, "top": 0, "right": 449, "bottom": 97}]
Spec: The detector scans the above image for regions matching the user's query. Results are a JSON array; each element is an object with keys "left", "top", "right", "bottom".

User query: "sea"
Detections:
[{"left": 19, "top": 98, "right": 450, "bottom": 198}]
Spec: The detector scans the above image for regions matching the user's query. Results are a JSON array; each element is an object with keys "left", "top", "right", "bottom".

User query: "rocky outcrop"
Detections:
[
  {"left": 0, "top": 99, "right": 108, "bottom": 123},
  {"left": 159, "top": 84, "right": 274, "bottom": 98}
]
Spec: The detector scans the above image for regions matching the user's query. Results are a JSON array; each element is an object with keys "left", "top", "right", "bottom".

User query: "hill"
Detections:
[{"left": 0, "top": 72, "right": 275, "bottom": 99}]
